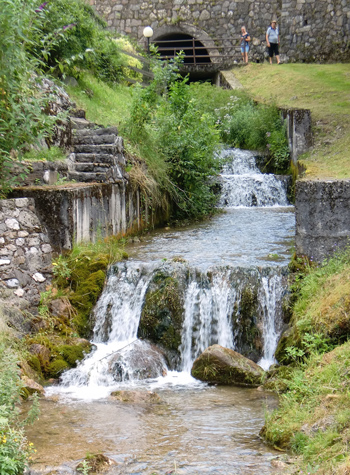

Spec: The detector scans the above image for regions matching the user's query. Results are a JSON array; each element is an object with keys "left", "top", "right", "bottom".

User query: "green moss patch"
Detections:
[{"left": 138, "top": 272, "right": 184, "bottom": 353}]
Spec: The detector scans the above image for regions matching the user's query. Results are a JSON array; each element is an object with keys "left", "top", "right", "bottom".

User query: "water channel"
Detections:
[{"left": 27, "top": 149, "right": 295, "bottom": 474}]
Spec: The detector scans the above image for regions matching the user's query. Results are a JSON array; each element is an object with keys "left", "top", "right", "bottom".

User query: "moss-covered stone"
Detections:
[
  {"left": 57, "top": 342, "right": 91, "bottom": 367},
  {"left": 69, "top": 269, "right": 106, "bottom": 336},
  {"left": 191, "top": 344, "right": 265, "bottom": 387},
  {"left": 263, "top": 364, "right": 294, "bottom": 392},
  {"left": 274, "top": 327, "right": 301, "bottom": 364},
  {"left": 138, "top": 272, "right": 184, "bottom": 358},
  {"left": 27, "top": 355, "right": 43, "bottom": 376},
  {"left": 46, "top": 358, "right": 70, "bottom": 378},
  {"left": 231, "top": 285, "right": 262, "bottom": 361}
]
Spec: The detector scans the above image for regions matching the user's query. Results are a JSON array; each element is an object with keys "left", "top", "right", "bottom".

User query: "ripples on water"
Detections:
[
  {"left": 27, "top": 386, "right": 280, "bottom": 474},
  {"left": 128, "top": 208, "right": 295, "bottom": 268},
  {"left": 27, "top": 149, "right": 293, "bottom": 474}
]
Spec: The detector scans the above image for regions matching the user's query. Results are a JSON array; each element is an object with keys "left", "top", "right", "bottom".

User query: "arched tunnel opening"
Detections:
[
  {"left": 153, "top": 33, "right": 211, "bottom": 64},
  {"left": 152, "top": 33, "right": 216, "bottom": 82}
]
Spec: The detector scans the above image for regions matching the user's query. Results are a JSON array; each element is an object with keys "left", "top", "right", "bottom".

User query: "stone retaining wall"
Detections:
[
  {"left": 295, "top": 180, "right": 350, "bottom": 263},
  {"left": 0, "top": 198, "right": 52, "bottom": 307},
  {"left": 89, "top": 0, "right": 350, "bottom": 63},
  {"left": 10, "top": 182, "right": 165, "bottom": 252}
]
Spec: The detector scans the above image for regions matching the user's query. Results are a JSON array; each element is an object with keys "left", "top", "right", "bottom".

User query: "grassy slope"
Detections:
[
  {"left": 66, "top": 73, "right": 134, "bottom": 127},
  {"left": 234, "top": 63, "right": 350, "bottom": 179},
  {"left": 234, "top": 63, "right": 350, "bottom": 473}
]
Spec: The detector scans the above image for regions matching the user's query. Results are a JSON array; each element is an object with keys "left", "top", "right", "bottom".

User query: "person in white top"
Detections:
[
  {"left": 266, "top": 20, "right": 280, "bottom": 64},
  {"left": 240, "top": 26, "right": 251, "bottom": 64}
]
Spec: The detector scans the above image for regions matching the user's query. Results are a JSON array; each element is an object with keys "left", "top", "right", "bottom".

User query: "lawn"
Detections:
[{"left": 234, "top": 63, "right": 350, "bottom": 179}]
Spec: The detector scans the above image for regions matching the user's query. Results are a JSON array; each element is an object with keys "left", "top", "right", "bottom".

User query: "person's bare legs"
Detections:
[
  {"left": 276, "top": 54, "right": 280, "bottom": 64},
  {"left": 244, "top": 52, "right": 248, "bottom": 63}
]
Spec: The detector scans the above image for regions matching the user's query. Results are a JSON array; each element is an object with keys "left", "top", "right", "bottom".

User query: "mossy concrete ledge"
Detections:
[
  {"left": 295, "top": 180, "right": 350, "bottom": 263},
  {"left": 10, "top": 182, "right": 165, "bottom": 251},
  {"left": 191, "top": 344, "right": 265, "bottom": 387}
]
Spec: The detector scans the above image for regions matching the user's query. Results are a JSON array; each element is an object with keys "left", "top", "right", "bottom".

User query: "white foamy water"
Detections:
[
  {"left": 257, "top": 274, "right": 284, "bottom": 370},
  {"left": 218, "top": 148, "right": 290, "bottom": 208},
  {"left": 46, "top": 149, "right": 293, "bottom": 400}
]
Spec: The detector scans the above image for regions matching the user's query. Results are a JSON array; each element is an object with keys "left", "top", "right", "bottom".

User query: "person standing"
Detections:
[
  {"left": 240, "top": 26, "right": 251, "bottom": 64},
  {"left": 266, "top": 20, "right": 280, "bottom": 64}
]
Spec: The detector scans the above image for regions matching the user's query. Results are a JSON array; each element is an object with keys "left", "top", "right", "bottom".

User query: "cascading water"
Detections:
[
  {"left": 218, "top": 148, "right": 290, "bottom": 208},
  {"left": 48, "top": 148, "right": 293, "bottom": 399}
]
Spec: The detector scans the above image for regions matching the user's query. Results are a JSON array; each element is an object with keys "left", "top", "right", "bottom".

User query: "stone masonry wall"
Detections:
[
  {"left": 0, "top": 198, "right": 53, "bottom": 307},
  {"left": 295, "top": 180, "right": 350, "bottom": 263},
  {"left": 88, "top": 0, "right": 350, "bottom": 62}
]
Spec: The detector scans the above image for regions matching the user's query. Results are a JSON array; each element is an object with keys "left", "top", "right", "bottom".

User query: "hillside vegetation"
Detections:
[
  {"left": 234, "top": 64, "right": 350, "bottom": 473},
  {"left": 234, "top": 63, "right": 350, "bottom": 179}
]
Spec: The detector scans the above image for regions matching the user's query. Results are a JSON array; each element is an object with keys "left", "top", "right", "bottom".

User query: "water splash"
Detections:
[
  {"left": 257, "top": 274, "right": 284, "bottom": 370},
  {"left": 180, "top": 269, "right": 236, "bottom": 372},
  {"left": 218, "top": 149, "right": 290, "bottom": 208}
]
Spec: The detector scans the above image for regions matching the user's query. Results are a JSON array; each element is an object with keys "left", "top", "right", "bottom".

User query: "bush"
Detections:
[
  {"left": 0, "top": 0, "right": 61, "bottom": 196},
  {"left": 126, "top": 58, "right": 221, "bottom": 220},
  {"left": 216, "top": 99, "right": 290, "bottom": 173},
  {"left": 0, "top": 346, "right": 38, "bottom": 474},
  {"left": 37, "top": 0, "right": 126, "bottom": 83}
]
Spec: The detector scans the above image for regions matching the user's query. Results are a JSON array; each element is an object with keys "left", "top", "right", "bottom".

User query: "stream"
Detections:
[{"left": 26, "top": 149, "right": 295, "bottom": 474}]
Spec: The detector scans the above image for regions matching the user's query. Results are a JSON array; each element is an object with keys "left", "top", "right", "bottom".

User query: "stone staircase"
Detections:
[{"left": 68, "top": 117, "right": 126, "bottom": 183}]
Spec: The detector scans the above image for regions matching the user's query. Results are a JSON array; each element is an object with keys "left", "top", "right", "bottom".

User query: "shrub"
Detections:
[
  {"left": 0, "top": 0, "right": 61, "bottom": 196},
  {"left": 216, "top": 100, "right": 290, "bottom": 173},
  {"left": 0, "top": 346, "right": 38, "bottom": 474},
  {"left": 37, "top": 0, "right": 125, "bottom": 83},
  {"left": 126, "top": 58, "right": 221, "bottom": 220}
]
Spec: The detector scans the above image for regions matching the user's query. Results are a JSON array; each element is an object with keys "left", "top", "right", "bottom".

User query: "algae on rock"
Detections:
[
  {"left": 138, "top": 268, "right": 185, "bottom": 367},
  {"left": 191, "top": 344, "right": 265, "bottom": 387}
]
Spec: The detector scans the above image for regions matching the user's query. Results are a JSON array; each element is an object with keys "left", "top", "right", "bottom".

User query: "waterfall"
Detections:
[
  {"left": 218, "top": 148, "right": 290, "bottom": 208},
  {"left": 180, "top": 269, "right": 236, "bottom": 372},
  {"left": 257, "top": 275, "right": 284, "bottom": 370},
  {"left": 49, "top": 148, "right": 293, "bottom": 397}
]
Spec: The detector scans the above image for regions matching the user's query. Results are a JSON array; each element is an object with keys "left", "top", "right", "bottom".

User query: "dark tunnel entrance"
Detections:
[{"left": 152, "top": 33, "right": 211, "bottom": 65}]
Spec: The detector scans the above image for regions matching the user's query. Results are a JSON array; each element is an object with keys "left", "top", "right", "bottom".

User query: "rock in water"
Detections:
[
  {"left": 191, "top": 344, "right": 264, "bottom": 387},
  {"left": 110, "top": 390, "right": 161, "bottom": 404},
  {"left": 107, "top": 340, "right": 168, "bottom": 381}
]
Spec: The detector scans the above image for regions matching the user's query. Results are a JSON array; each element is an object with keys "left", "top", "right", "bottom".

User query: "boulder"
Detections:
[
  {"left": 29, "top": 343, "right": 51, "bottom": 366},
  {"left": 107, "top": 340, "right": 168, "bottom": 382},
  {"left": 21, "top": 375, "right": 45, "bottom": 397},
  {"left": 191, "top": 344, "right": 265, "bottom": 387},
  {"left": 110, "top": 390, "right": 161, "bottom": 404}
]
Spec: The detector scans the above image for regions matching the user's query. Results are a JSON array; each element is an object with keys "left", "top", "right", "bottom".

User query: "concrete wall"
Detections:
[
  {"left": 89, "top": 0, "right": 350, "bottom": 63},
  {"left": 10, "top": 182, "right": 153, "bottom": 252},
  {"left": 295, "top": 180, "right": 350, "bottom": 263}
]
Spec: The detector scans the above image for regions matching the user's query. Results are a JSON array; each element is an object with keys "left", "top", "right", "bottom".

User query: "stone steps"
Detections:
[{"left": 68, "top": 118, "right": 126, "bottom": 183}]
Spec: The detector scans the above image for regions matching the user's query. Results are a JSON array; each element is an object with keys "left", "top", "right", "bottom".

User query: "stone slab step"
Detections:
[
  {"left": 70, "top": 118, "right": 95, "bottom": 130},
  {"left": 74, "top": 163, "right": 112, "bottom": 172},
  {"left": 72, "top": 134, "right": 116, "bottom": 146},
  {"left": 68, "top": 171, "right": 123, "bottom": 183},
  {"left": 68, "top": 172, "right": 108, "bottom": 182},
  {"left": 74, "top": 144, "right": 115, "bottom": 154},
  {"left": 74, "top": 153, "right": 116, "bottom": 164},
  {"left": 73, "top": 126, "right": 118, "bottom": 137}
]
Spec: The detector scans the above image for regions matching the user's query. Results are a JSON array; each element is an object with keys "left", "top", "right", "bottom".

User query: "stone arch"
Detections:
[{"left": 140, "top": 24, "right": 221, "bottom": 64}]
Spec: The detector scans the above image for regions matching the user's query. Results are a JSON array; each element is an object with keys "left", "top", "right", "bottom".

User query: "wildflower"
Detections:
[
  {"left": 63, "top": 23, "right": 77, "bottom": 30},
  {"left": 35, "top": 2, "right": 48, "bottom": 12},
  {"left": 266, "top": 143, "right": 271, "bottom": 149},
  {"left": 266, "top": 132, "right": 271, "bottom": 137}
]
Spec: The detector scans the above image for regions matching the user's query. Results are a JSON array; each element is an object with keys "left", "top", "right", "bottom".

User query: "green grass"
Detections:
[
  {"left": 66, "top": 73, "right": 134, "bottom": 127},
  {"left": 234, "top": 63, "right": 350, "bottom": 179},
  {"left": 22, "top": 146, "right": 67, "bottom": 162},
  {"left": 264, "top": 248, "right": 350, "bottom": 474},
  {"left": 264, "top": 342, "right": 350, "bottom": 474}
]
